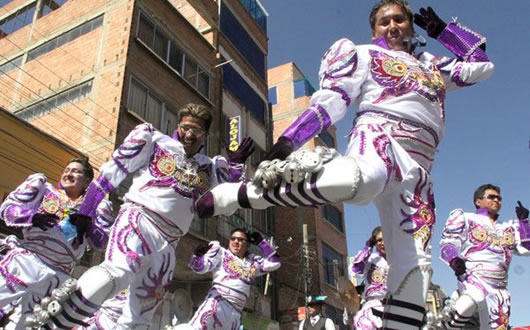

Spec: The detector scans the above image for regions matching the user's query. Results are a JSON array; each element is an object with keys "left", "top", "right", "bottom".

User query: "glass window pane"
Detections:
[
  {"left": 137, "top": 14, "right": 154, "bottom": 47},
  {"left": 128, "top": 79, "right": 147, "bottom": 118},
  {"left": 197, "top": 68, "right": 210, "bottom": 97},
  {"left": 168, "top": 42, "right": 183, "bottom": 73},
  {"left": 184, "top": 58, "right": 198, "bottom": 86},
  {"left": 145, "top": 93, "right": 162, "bottom": 127},
  {"left": 153, "top": 30, "right": 168, "bottom": 59}
]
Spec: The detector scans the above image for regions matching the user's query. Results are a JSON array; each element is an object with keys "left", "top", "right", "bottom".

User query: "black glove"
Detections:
[
  {"left": 366, "top": 237, "right": 376, "bottom": 248},
  {"left": 249, "top": 232, "right": 264, "bottom": 245},
  {"left": 264, "top": 136, "right": 293, "bottom": 161},
  {"left": 227, "top": 137, "right": 255, "bottom": 164},
  {"left": 194, "top": 243, "right": 211, "bottom": 256},
  {"left": 516, "top": 201, "right": 529, "bottom": 220},
  {"left": 413, "top": 7, "right": 447, "bottom": 39},
  {"left": 69, "top": 213, "right": 92, "bottom": 244},
  {"left": 32, "top": 213, "right": 58, "bottom": 231},
  {"left": 449, "top": 257, "right": 466, "bottom": 276}
]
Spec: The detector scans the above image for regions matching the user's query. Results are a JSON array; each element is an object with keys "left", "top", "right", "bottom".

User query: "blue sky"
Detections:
[{"left": 265, "top": 0, "right": 530, "bottom": 326}]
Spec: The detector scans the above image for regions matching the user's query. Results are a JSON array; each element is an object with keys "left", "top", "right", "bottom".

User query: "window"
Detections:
[
  {"left": 0, "top": 3, "right": 37, "bottom": 38},
  {"left": 127, "top": 76, "right": 178, "bottom": 133},
  {"left": 268, "top": 87, "right": 277, "bottom": 105},
  {"left": 222, "top": 63, "right": 266, "bottom": 125},
  {"left": 239, "top": 0, "right": 267, "bottom": 32},
  {"left": 220, "top": 2, "right": 265, "bottom": 78},
  {"left": 321, "top": 204, "right": 343, "bottom": 232},
  {"left": 136, "top": 12, "right": 211, "bottom": 99},
  {"left": 0, "top": 55, "right": 22, "bottom": 75},
  {"left": 0, "top": 0, "right": 15, "bottom": 7},
  {"left": 39, "top": 0, "right": 67, "bottom": 18},
  {"left": 322, "top": 242, "right": 344, "bottom": 285},
  {"left": 294, "top": 79, "right": 315, "bottom": 99},
  {"left": 16, "top": 80, "right": 93, "bottom": 120},
  {"left": 27, "top": 15, "right": 103, "bottom": 60},
  {"left": 319, "top": 130, "right": 335, "bottom": 148}
]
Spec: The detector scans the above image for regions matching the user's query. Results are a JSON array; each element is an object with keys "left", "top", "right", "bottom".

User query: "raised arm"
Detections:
[
  {"left": 265, "top": 38, "right": 368, "bottom": 161},
  {"left": 351, "top": 238, "right": 375, "bottom": 276},
  {"left": 249, "top": 232, "right": 280, "bottom": 275},
  {"left": 414, "top": 7, "right": 494, "bottom": 91},
  {"left": 79, "top": 123, "right": 157, "bottom": 217},
  {"left": 0, "top": 174, "right": 55, "bottom": 229},
  {"left": 188, "top": 241, "right": 223, "bottom": 274}
]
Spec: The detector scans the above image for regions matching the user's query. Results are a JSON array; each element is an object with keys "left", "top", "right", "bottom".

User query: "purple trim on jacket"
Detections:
[
  {"left": 351, "top": 245, "right": 372, "bottom": 275},
  {"left": 258, "top": 240, "right": 277, "bottom": 259},
  {"left": 189, "top": 254, "right": 205, "bottom": 273},
  {"left": 476, "top": 208, "right": 489, "bottom": 216},
  {"left": 227, "top": 162, "right": 243, "bottom": 182},
  {"left": 372, "top": 36, "right": 391, "bottom": 50},
  {"left": 78, "top": 176, "right": 114, "bottom": 217},
  {"left": 2, "top": 207, "right": 37, "bottom": 227},
  {"left": 518, "top": 219, "right": 530, "bottom": 250},
  {"left": 440, "top": 243, "right": 460, "bottom": 264},
  {"left": 281, "top": 105, "right": 332, "bottom": 150},
  {"left": 451, "top": 63, "right": 475, "bottom": 87},
  {"left": 437, "top": 22, "right": 488, "bottom": 62}
]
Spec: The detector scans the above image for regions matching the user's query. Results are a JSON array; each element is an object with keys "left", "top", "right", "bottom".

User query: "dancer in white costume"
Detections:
[
  {"left": 0, "top": 158, "right": 114, "bottom": 329},
  {"left": 32, "top": 104, "right": 254, "bottom": 329},
  {"left": 195, "top": 1, "right": 494, "bottom": 328},
  {"left": 352, "top": 226, "right": 388, "bottom": 329},
  {"left": 168, "top": 228, "right": 280, "bottom": 330},
  {"left": 433, "top": 184, "right": 530, "bottom": 329}
]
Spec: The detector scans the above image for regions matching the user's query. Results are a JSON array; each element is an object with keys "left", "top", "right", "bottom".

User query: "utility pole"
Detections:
[{"left": 302, "top": 224, "right": 310, "bottom": 320}]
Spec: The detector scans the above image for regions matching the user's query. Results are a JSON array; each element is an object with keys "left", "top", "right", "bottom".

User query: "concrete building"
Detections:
[
  {"left": 0, "top": 0, "right": 275, "bottom": 326},
  {"left": 268, "top": 62, "right": 350, "bottom": 329}
]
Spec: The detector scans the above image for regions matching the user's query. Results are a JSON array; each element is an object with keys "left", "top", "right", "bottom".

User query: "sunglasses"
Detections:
[
  {"left": 230, "top": 236, "right": 248, "bottom": 243},
  {"left": 375, "top": 238, "right": 384, "bottom": 243},
  {"left": 485, "top": 194, "right": 502, "bottom": 201},
  {"left": 179, "top": 125, "right": 206, "bottom": 137}
]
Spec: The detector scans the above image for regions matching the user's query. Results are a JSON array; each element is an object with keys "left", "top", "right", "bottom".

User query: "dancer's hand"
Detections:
[
  {"left": 516, "top": 201, "right": 529, "bottom": 220},
  {"left": 449, "top": 257, "right": 466, "bottom": 276},
  {"left": 194, "top": 243, "right": 212, "bottom": 256},
  {"left": 32, "top": 213, "right": 58, "bottom": 231},
  {"left": 264, "top": 136, "right": 293, "bottom": 161},
  {"left": 227, "top": 137, "right": 255, "bottom": 164},
  {"left": 69, "top": 213, "right": 92, "bottom": 245},
  {"left": 249, "top": 232, "right": 264, "bottom": 245},
  {"left": 413, "top": 7, "right": 446, "bottom": 39}
]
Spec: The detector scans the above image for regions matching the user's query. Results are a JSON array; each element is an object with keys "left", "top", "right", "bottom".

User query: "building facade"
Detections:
[
  {"left": 268, "top": 62, "right": 350, "bottom": 329},
  {"left": 0, "top": 0, "right": 275, "bottom": 326}
]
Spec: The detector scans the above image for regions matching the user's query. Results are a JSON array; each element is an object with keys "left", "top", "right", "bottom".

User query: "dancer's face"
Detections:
[
  {"left": 372, "top": 4, "right": 414, "bottom": 52},
  {"left": 60, "top": 161, "right": 91, "bottom": 199},
  {"left": 229, "top": 231, "right": 249, "bottom": 258},
  {"left": 177, "top": 116, "right": 206, "bottom": 156},
  {"left": 374, "top": 232, "right": 385, "bottom": 257},
  {"left": 475, "top": 188, "right": 502, "bottom": 218}
]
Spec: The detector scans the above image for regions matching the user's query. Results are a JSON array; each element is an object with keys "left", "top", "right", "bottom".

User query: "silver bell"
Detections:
[{"left": 47, "top": 300, "right": 62, "bottom": 315}]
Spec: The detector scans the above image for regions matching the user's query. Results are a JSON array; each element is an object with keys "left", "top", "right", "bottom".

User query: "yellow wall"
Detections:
[{"left": 0, "top": 108, "right": 83, "bottom": 201}]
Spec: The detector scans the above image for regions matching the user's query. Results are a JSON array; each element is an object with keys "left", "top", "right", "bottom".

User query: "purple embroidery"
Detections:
[
  {"left": 372, "top": 134, "right": 402, "bottom": 186},
  {"left": 221, "top": 253, "right": 256, "bottom": 285},
  {"left": 135, "top": 252, "right": 173, "bottom": 315},
  {"left": 0, "top": 249, "right": 30, "bottom": 293},
  {"left": 451, "top": 62, "right": 475, "bottom": 87},
  {"left": 488, "top": 293, "right": 510, "bottom": 329},
  {"left": 110, "top": 209, "right": 152, "bottom": 272},
  {"left": 399, "top": 169, "right": 435, "bottom": 251},
  {"left": 327, "top": 85, "right": 351, "bottom": 107},
  {"left": 440, "top": 244, "right": 460, "bottom": 264},
  {"left": 323, "top": 39, "right": 358, "bottom": 79}
]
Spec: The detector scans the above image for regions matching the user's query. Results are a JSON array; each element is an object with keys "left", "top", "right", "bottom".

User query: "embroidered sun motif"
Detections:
[
  {"left": 382, "top": 57, "right": 407, "bottom": 77},
  {"left": 503, "top": 230, "right": 515, "bottom": 247},
  {"left": 370, "top": 269, "right": 384, "bottom": 283},
  {"left": 471, "top": 226, "right": 488, "bottom": 242},
  {"left": 42, "top": 197, "right": 59, "bottom": 214},
  {"left": 157, "top": 157, "right": 176, "bottom": 176}
]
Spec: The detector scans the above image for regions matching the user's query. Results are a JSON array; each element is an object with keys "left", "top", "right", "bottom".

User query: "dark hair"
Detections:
[
  {"left": 68, "top": 157, "right": 94, "bottom": 181},
  {"left": 230, "top": 227, "right": 249, "bottom": 240},
  {"left": 176, "top": 103, "right": 212, "bottom": 132},
  {"left": 369, "top": 0, "right": 414, "bottom": 30},
  {"left": 473, "top": 184, "right": 500, "bottom": 209},
  {"left": 371, "top": 226, "right": 382, "bottom": 240}
]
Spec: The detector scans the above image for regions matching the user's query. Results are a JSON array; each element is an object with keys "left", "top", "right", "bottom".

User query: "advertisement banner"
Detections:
[{"left": 228, "top": 115, "right": 241, "bottom": 151}]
